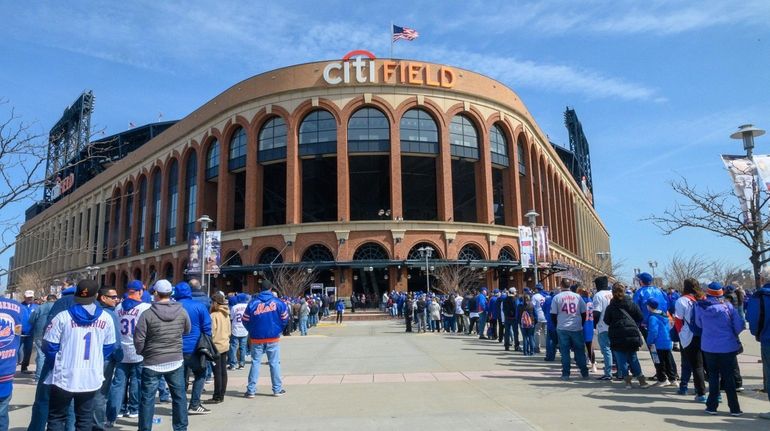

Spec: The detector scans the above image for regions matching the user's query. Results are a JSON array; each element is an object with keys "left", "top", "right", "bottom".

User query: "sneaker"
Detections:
[
  {"left": 244, "top": 392, "right": 256, "bottom": 399},
  {"left": 730, "top": 411, "right": 743, "bottom": 417},
  {"left": 237, "top": 364, "right": 245, "bottom": 370},
  {"left": 596, "top": 375, "right": 612, "bottom": 381},
  {"left": 188, "top": 405, "right": 211, "bottom": 415},
  {"left": 736, "top": 386, "right": 745, "bottom": 392},
  {"left": 676, "top": 388, "right": 688, "bottom": 395},
  {"left": 227, "top": 365, "right": 235, "bottom": 370},
  {"left": 204, "top": 398, "right": 223, "bottom": 404},
  {"left": 694, "top": 395, "right": 707, "bottom": 403},
  {"left": 667, "top": 380, "right": 677, "bottom": 387},
  {"left": 273, "top": 389, "right": 286, "bottom": 397},
  {"left": 105, "top": 421, "right": 114, "bottom": 428},
  {"left": 704, "top": 409, "right": 718, "bottom": 416},
  {"left": 205, "top": 378, "right": 214, "bottom": 385},
  {"left": 560, "top": 376, "right": 570, "bottom": 381},
  {"left": 126, "top": 412, "right": 139, "bottom": 418},
  {"left": 758, "top": 412, "right": 770, "bottom": 420}
]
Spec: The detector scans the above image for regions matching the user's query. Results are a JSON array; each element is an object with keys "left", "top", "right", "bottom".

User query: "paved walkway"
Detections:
[{"left": 8, "top": 319, "right": 770, "bottom": 430}]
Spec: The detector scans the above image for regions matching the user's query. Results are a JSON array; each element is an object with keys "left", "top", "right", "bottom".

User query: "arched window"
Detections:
[
  {"left": 301, "top": 244, "right": 335, "bottom": 262},
  {"left": 206, "top": 140, "right": 219, "bottom": 180},
  {"left": 124, "top": 183, "right": 133, "bottom": 256},
  {"left": 184, "top": 152, "right": 197, "bottom": 239},
  {"left": 348, "top": 108, "right": 390, "bottom": 153},
  {"left": 400, "top": 109, "right": 438, "bottom": 154},
  {"left": 166, "top": 160, "right": 179, "bottom": 245},
  {"left": 517, "top": 139, "right": 526, "bottom": 176},
  {"left": 449, "top": 115, "right": 479, "bottom": 159},
  {"left": 228, "top": 128, "right": 247, "bottom": 171},
  {"left": 299, "top": 110, "right": 336, "bottom": 155},
  {"left": 164, "top": 263, "right": 174, "bottom": 282},
  {"left": 352, "top": 243, "right": 389, "bottom": 261},
  {"left": 258, "top": 247, "right": 284, "bottom": 265},
  {"left": 407, "top": 243, "right": 442, "bottom": 260},
  {"left": 137, "top": 178, "right": 147, "bottom": 253},
  {"left": 151, "top": 170, "right": 161, "bottom": 249},
  {"left": 224, "top": 251, "right": 242, "bottom": 267},
  {"left": 258, "top": 117, "right": 287, "bottom": 162},
  {"left": 498, "top": 247, "right": 516, "bottom": 262},
  {"left": 490, "top": 124, "right": 509, "bottom": 167},
  {"left": 458, "top": 244, "right": 484, "bottom": 261},
  {"left": 110, "top": 190, "right": 121, "bottom": 259}
]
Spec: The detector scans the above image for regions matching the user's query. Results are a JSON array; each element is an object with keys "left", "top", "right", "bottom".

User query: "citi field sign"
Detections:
[{"left": 322, "top": 50, "right": 456, "bottom": 88}]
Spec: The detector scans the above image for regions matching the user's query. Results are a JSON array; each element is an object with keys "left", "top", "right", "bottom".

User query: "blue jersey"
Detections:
[{"left": 0, "top": 298, "right": 23, "bottom": 398}]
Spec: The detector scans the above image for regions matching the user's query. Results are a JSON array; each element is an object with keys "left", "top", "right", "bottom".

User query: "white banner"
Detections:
[
  {"left": 518, "top": 226, "right": 534, "bottom": 268},
  {"left": 535, "top": 226, "right": 550, "bottom": 262},
  {"left": 721, "top": 155, "right": 755, "bottom": 224},
  {"left": 752, "top": 154, "right": 770, "bottom": 192}
]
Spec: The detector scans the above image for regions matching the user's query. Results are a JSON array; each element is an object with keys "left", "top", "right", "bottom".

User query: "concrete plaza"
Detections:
[{"left": 8, "top": 319, "right": 770, "bottom": 430}]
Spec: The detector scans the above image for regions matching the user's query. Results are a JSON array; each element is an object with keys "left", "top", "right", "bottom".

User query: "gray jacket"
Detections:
[
  {"left": 30, "top": 301, "right": 55, "bottom": 341},
  {"left": 134, "top": 301, "right": 191, "bottom": 366}
]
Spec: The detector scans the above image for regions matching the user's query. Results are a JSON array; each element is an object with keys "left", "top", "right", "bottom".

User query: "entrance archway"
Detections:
[
  {"left": 352, "top": 242, "right": 389, "bottom": 308},
  {"left": 406, "top": 242, "right": 442, "bottom": 292}
]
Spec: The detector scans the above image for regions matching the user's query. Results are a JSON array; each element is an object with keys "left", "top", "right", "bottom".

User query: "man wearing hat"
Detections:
[
  {"left": 532, "top": 284, "right": 547, "bottom": 354},
  {"left": 591, "top": 276, "right": 614, "bottom": 380},
  {"left": 18, "top": 290, "right": 38, "bottom": 374},
  {"left": 632, "top": 273, "right": 668, "bottom": 331},
  {"left": 43, "top": 279, "right": 117, "bottom": 430},
  {"left": 477, "top": 288, "right": 489, "bottom": 339}
]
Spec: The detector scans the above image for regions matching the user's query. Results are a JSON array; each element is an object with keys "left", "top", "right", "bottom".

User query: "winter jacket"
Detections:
[
  {"left": 695, "top": 297, "right": 744, "bottom": 353},
  {"left": 101, "top": 304, "right": 124, "bottom": 362},
  {"left": 134, "top": 301, "right": 191, "bottom": 366},
  {"left": 646, "top": 310, "right": 673, "bottom": 350},
  {"left": 242, "top": 291, "right": 289, "bottom": 344},
  {"left": 633, "top": 286, "right": 668, "bottom": 325},
  {"left": 336, "top": 300, "right": 345, "bottom": 312},
  {"left": 191, "top": 288, "right": 212, "bottom": 309},
  {"left": 603, "top": 297, "right": 644, "bottom": 352},
  {"left": 0, "top": 297, "right": 22, "bottom": 398},
  {"left": 442, "top": 298, "right": 455, "bottom": 317},
  {"left": 299, "top": 302, "right": 310, "bottom": 318},
  {"left": 747, "top": 286, "right": 770, "bottom": 343},
  {"left": 429, "top": 301, "right": 441, "bottom": 320},
  {"left": 543, "top": 294, "right": 556, "bottom": 331},
  {"left": 489, "top": 296, "right": 500, "bottom": 319},
  {"left": 174, "top": 282, "right": 212, "bottom": 354},
  {"left": 501, "top": 295, "right": 516, "bottom": 323},
  {"left": 20, "top": 302, "right": 38, "bottom": 335},
  {"left": 29, "top": 301, "right": 54, "bottom": 341},
  {"left": 476, "top": 293, "right": 488, "bottom": 313},
  {"left": 210, "top": 304, "right": 231, "bottom": 354}
]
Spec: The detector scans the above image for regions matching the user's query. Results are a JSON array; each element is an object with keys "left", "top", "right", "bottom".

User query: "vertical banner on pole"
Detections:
[
  {"left": 752, "top": 154, "right": 770, "bottom": 191},
  {"left": 519, "top": 226, "right": 534, "bottom": 268},
  {"left": 204, "top": 231, "right": 222, "bottom": 274},
  {"left": 187, "top": 232, "right": 202, "bottom": 274},
  {"left": 535, "top": 226, "right": 550, "bottom": 263},
  {"left": 721, "top": 155, "right": 755, "bottom": 223}
]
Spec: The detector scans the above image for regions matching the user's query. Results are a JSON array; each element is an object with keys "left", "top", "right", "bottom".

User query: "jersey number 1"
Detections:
[{"left": 83, "top": 332, "right": 92, "bottom": 360}]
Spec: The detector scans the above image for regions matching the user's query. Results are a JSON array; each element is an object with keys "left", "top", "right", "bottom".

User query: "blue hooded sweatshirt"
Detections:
[
  {"left": 633, "top": 285, "right": 668, "bottom": 325},
  {"left": 173, "top": 282, "right": 212, "bottom": 354},
  {"left": 694, "top": 297, "right": 744, "bottom": 353},
  {"left": 476, "top": 291, "right": 488, "bottom": 313},
  {"left": 646, "top": 309, "right": 673, "bottom": 350},
  {"left": 242, "top": 291, "right": 289, "bottom": 343},
  {"left": 747, "top": 285, "right": 770, "bottom": 344}
]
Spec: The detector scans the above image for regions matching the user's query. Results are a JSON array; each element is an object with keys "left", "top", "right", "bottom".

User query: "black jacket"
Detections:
[
  {"left": 501, "top": 296, "right": 517, "bottom": 322},
  {"left": 603, "top": 297, "right": 644, "bottom": 352}
]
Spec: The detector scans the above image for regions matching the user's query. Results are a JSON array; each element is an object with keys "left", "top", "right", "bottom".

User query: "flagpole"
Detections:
[{"left": 390, "top": 21, "right": 393, "bottom": 58}]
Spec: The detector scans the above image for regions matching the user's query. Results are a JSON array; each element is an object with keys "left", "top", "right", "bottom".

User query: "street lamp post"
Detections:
[
  {"left": 525, "top": 210, "right": 540, "bottom": 286},
  {"left": 648, "top": 260, "right": 658, "bottom": 278},
  {"left": 633, "top": 268, "right": 641, "bottom": 288},
  {"left": 418, "top": 246, "right": 433, "bottom": 294},
  {"left": 197, "top": 215, "right": 213, "bottom": 296},
  {"left": 731, "top": 124, "right": 766, "bottom": 268}
]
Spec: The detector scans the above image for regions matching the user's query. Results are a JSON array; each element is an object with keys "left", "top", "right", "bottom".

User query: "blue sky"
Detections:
[{"left": 1, "top": 0, "right": 769, "bottom": 287}]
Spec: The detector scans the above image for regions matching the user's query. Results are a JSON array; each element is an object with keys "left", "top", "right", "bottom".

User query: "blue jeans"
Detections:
[
  {"left": 0, "top": 394, "right": 10, "bottom": 431},
  {"left": 614, "top": 350, "right": 642, "bottom": 378},
  {"left": 229, "top": 336, "right": 248, "bottom": 367},
  {"left": 545, "top": 326, "right": 558, "bottom": 360},
  {"left": 183, "top": 354, "right": 206, "bottom": 409},
  {"left": 246, "top": 342, "right": 283, "bottom": 395},
  {"left": 299, "top": 316, "right": 309, "bottom": 335},
  {"left": 93, "top": 359, "right": 116, "bottom": 430},
  {"left": 762, "top": 342, "right": 770, "bottom": 401},
  {"left": 478, "top": 312, "right": 488, "bottom": 337},
  {"left": 557, "top": 329, "right": 588, "bottom": 378},
  {"left": 109, "top": 362, "right": 142, "bottom": 421},
  {"left": 34, "top": 339, "right": 45, "bottom": 381},
  {"left": 139, "top": 365, "right": 188, "bottom": 431},
  {"left": 597, "top": 332, "right": 613, "bottom": 377},
  {"left": 522, "top": 327, "right": 536, "bottom": 355}
]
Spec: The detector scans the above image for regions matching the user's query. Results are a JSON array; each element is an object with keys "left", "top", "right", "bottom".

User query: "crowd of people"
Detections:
[
  {"left": 386, "top": 270, "right": 770, "bottom": 419},
  {"left": 7, "top": 277, "right": 311, "bottom": 430}
]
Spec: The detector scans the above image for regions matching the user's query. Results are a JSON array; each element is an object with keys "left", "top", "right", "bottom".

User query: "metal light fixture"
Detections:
[
  {"left": 417, "top": 246, "right": 433, "bottom": 293},
  {"left": 730, "top": 124, "right": 765, "bottom": 155},
  {"left": 524, "top": 209, "right": 539, "bottom": 285}
]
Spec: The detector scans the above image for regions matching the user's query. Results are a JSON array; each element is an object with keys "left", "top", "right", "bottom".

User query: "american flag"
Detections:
[{"left": 392, "top": 25, "right": 419, "bottom": 42}]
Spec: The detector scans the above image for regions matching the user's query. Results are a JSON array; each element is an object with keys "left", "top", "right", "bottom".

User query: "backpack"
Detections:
[
  {"left": 686, "top": 298, "right": 703, "bottom": 337},
  {"left": 521, "top": 310, "right": 534, "bottom": 329}
]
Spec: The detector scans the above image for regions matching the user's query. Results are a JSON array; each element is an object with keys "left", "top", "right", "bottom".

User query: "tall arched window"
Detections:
[
  {"left": 184, "top": 152, "right": 197, "bottom": 239},
  {"left": 110, "top": 190, "right": 121, "bottom": 259},
  {"left": 449, "top": 115, "right": 479, "bottom": 159},
  {"left": 137, "top": 178, "right": 147, "bottom": 253},
  {"left": 206, "top": 139, "right": 219, "bottom": 180},
  {"left": 124, "top": 184, "right": 133, "bottom": 256},
  {"left": 166, "top": 160, "right": 179, "bottom": 245},
  {"left": 451, "top": 114, "right": 480, "bottom": 223},
  {"left": 490, "top": 124, "right": 510, "bottom": 225},
  {"left": 517, "top": 139, "right": 526, "bottom": 176},
  {"left": 490, "top": 124, "right": 509, "bottom": 167},
  {"left": 400, "top": 109, "right": 438, "bottom": 220},
  {"left": 228, "top": 128, "right": 246, "bottom": 171},
  {"left": 151, "top": 170, "right": 161, "bottom": 249},
  {"left": 299, "top": 110, "right": 336, "bottom": 155},
  {"left": 258, "top": 117, "right": 287, "bottom": 162},
  {"left": 348, "top": 107, "right": 389, "bottom": 153}
]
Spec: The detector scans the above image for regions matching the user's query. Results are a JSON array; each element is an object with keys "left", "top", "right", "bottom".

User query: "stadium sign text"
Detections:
[{"left": 323, "top": 50, "right": 455, "bottom": 88}]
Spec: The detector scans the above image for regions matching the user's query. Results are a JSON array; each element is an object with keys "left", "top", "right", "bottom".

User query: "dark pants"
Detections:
[
  {"left": 139, "top": 365, "right": 188, "bottom": 431},
  {"left": 512, "top": 321, "right": 521, "bottom": 350},
  {"left": 704, "top": 351, "right": 741, "bottom": 414},
  {"left": 497, "top": 319, "right": 505, "bottom": 342},
  {"left": 405, "top": 316, "right": 412, "bottom": 332},
  {"left": 19, "top": 336, "right": 34, "bottom": 370},
  {"left": 655, "top": 349, "right": 678, "bottom": 382},
  {"left": 48, "top": 386, "right": 96, "bottom": 431},
  {"left": 212, "top": 353, "right": 228, "bottom": 400},
  {"left": 336, "top": 311, "right": 343, "bottom": 324},
  {"left": 681, "top": 337, "right": 706, "bottom": 396},
  {"left": 468, "top": 317, "right": 478, "bottom": 335},
  {"left": 545, "top": 326, "right": 558, "bottom": 361},
  {"left": 183, "top": 353, "right": 206, "bottom": 410},
  {"left": 503, "top": 321, "right": 514, "bottom": 349}
]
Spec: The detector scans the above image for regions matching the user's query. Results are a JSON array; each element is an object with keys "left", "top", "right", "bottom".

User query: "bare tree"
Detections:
[
  {"left": 16, "top": 271, "right": 51, "bottom": 298},
  {"left": 645, "top": 177, "right": 770, "bottom": 288},
  {"left": 661, "top": 252, "right": 710, "bottom": 291},
  {"left": 432, "top": 265, "right": 479, "bottom": 295},
  {"left": 709, "top": 260, "right": 752, "bottom": 288},
  {"left": 266, "top": 265, "right": 317, "bottom": 298}
]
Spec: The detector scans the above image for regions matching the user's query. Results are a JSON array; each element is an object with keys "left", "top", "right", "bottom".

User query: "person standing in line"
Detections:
[
  {"left": 531, "top": 284, "right": 547, "bottom": 353},
  {"left": 466, "top": 290, "right": 478, "bottom": 335},
  {"left": 747, "top": 266, "right": 770, "bottom": 420},
  {"left": 43, "top": 279, "right": 117, "bottom": 430},
  {"left": 645, "top": 299, "right": 678, "bottom": 387},
  {"left": 18, "top": 290, "right": 38, "bottom": 374},
  {"left": 550, "top": 279, "right": 589, "bottom": 380},
  {"left": 603, "top": 282, "right": 649, "bottom": 389},
  {"left": 695, "top": 282, "right": 745, "bottom": 417},
  {"left": 592, "top": 276, "right": 613, "bottom": 381},
  {"left": 488, "top": 289, "right": 500, "bottom": 340},
  {"left": 228, "top": 293, "right": 249, "bottom": 370},
  {"left": 415, "top": 295, "right": 427, "bottom": 333},
  {"left": 299, "top": 299, "right": 310, "bottom": 336},
  {"left": 404, "top": 295, "right": 414, "bottom": 333},
  {"left": 674, "top": 278, "right": 707, "bottom": 402},
  {"left": 543, "top": 290, "right": 558, "bottom": 362},
  {"left": 429, "top": 297, "right": 441, "bottom": 333},
  {"left": 0, "top": 291, "right": 23, "bottom": 431},
  {"left": 501, "top": 288, "right": 517, "bottom": 351},
  {"left": 520, "top": 294, "right": 537, "bottom": 356},
  {"left": 173, "top": 281, "right": 212, "bottom": 415},
  {"left": 28, "top": 294, "right": 57, "bottom": 382},
  {"left": 134, "top": 279, "right": 191, "bottom": 431},
  {"left": 207, "top": 293, "right": 231, "bottom": 404},
  {"left": 242, "top": 280, "right": 289, "bottom": 398},
  {"left": 477, "top": 288, "right": 489, "bottom": 339},
  {"left": 633, "top": 272, "right": 670, "bottom": 379},
  {"left": 579, "top": 287, "right": 597, "bottom": 373},
  {"left": 335, "top": 298, "right": 345, "bottom": 325},
  {"left": 109, "top": 280, "right": 152, "bottom": 424},
  {"left": 94, "top": 287, "right": 124, "bottom": 430}
]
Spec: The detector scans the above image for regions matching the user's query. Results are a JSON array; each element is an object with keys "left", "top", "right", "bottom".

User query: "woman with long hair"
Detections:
[
  {"left": 603, "top": 282, "right": 649, "bottom": 389},
  {"left": 674, "top": 278, "right": 707, "bottom": 401}
]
